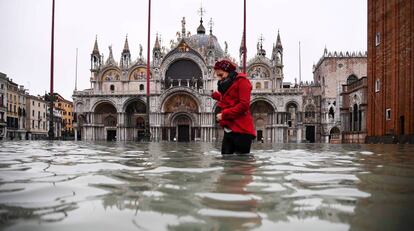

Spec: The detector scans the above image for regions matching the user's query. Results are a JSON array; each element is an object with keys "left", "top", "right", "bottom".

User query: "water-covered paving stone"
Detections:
[{"left": 0, "top": 141, "right": 413, "bottom": 231}]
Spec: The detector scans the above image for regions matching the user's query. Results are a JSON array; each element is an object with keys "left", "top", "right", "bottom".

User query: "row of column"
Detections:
[
  {"left": 165, "top": 79, "right": 201, "bottom": 89},
  {"left": 268, "top": 112, "right": 290, "bottom": 125}
]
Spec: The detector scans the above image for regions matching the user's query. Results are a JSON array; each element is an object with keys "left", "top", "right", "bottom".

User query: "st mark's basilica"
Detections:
[{"left": 72, "top": 13, "right": 306, "bottom": 143}]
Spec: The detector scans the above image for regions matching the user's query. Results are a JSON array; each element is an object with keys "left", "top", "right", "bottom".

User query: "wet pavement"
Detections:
[{"left": 0, "top": 141, "right": 413, "bottom": 231}]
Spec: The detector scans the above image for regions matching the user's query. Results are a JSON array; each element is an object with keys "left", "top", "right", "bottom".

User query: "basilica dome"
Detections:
[{"left": 187, "top": 19, "right": 224, "bottom": 58}]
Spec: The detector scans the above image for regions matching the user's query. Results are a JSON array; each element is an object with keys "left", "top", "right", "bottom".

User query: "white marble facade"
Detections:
[{"left": 73, "top": 17, "right": 304, "bottom": 142}]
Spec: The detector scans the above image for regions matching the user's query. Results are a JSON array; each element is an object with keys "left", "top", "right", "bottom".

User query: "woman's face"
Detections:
[{"left": 214, "top": 69, "right": 229, "bottom": 81}]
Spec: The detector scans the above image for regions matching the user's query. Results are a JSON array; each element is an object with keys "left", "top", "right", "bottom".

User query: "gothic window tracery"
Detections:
[{"left": 329, "top": 107, "right": 335, "bottom": 119}]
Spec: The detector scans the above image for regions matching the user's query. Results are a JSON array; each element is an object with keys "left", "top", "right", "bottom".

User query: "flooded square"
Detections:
[{"left": 0, "top": 141, "right": 413, "bottom": 230}]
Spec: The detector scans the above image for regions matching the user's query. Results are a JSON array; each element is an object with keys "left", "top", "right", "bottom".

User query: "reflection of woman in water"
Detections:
[{"left": 200, "top": 160, "right": 262, "bottom": 230}]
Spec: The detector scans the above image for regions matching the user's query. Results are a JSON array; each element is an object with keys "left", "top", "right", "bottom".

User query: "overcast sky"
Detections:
[{"left": 0, "top": 0, "right": 367, "bottom": 100}]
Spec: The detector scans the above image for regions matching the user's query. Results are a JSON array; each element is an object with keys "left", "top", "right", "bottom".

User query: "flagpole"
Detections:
[
  {"left": 299, "top": 41, "right": 301, "bottom": 87},
  {"left": 243, "top": 0, "right": 247, "bottom": 73},
  {"left": 48, "top": 0, "right": 55, "bottom": 140},
  {"left": 75, "top": 48, "right": 78, "bottom": 91},
  {"left": 145, "top": 0, "right": 151, "bottom": 141}
]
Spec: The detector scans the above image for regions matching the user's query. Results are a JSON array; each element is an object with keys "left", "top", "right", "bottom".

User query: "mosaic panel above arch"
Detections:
[
  {"left": 248, "top": 65, "right": 271, "bottom": 79},
  {"left": 164, "top": 94, "right": 199, "bottom": 113},
  {"left": 101, "top": 69, "right": 121, "bottom": 81},
  {"left": 129, "top": 67, "right": 152, "bottom": 81}
]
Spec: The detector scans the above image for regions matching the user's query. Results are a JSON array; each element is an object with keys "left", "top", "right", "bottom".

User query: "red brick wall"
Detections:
[{"left": 367, "top": 0, "right": 414, "bottom": 137}]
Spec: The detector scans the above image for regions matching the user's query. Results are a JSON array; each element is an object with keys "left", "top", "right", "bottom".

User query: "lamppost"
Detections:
[{"left": 48, "top": 0, "right": 55, "bottom": 140}]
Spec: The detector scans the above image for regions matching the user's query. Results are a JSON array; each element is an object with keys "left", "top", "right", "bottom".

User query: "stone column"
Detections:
[
  {"left": 296, "top": 125, "right": 302, "bottom": 143},
  {"left": 350, "top": 110, "right": 354, "bottom": 132},
  {"left": 74, "top": 128, "right": 78, "bottom": 141},
  {"left": 361, "top": 111, "right": 366, "bottom": 131},
  {"left": 117, "top": 112, "right": 122, "bottom": 141}
]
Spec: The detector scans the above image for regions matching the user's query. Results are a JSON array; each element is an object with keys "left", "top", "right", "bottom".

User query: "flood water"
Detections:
[{"left": 0, "top": 141, "right": 413, "bottom": 231}]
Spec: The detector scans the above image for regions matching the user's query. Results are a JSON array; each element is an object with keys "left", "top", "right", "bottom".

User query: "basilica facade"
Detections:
[{"left": 72, "top": 16, "right": 305, "bottom": 143}]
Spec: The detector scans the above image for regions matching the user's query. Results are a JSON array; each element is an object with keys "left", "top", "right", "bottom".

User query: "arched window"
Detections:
[
  {"left": 329, "top": 107, "right": 335, "bottom": 119},
  {"left": 139, "top": 84, "right": 144, "bottom": 91},
  {"left": 110, "top": 85, "right": 115, "bottom": 92},
  {"left": 286, "top": 102, "right": 298, "bottom": 126},
  {"left": 165, "top": 59, "right": 203, "bottom": 89},
  {"left": 347, "top": 75, "right": 358, "bottom": 85},
  {"left": 256, "top": 82, "right": 262, "bottom": 89}
]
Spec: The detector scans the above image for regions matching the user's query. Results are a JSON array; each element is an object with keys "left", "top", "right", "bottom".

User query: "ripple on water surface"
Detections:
[{"left": 0, "top": 141, "right": 414, "bottom": 231}]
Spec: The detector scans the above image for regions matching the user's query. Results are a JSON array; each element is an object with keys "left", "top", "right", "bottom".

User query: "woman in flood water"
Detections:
[{"left": 211, "top": 59, "right": 256, "bottom": 155}]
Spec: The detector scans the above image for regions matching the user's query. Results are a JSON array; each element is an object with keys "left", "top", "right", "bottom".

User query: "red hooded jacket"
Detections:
[{"left": 212, "top": 73, "right": 256, "bottom": 138}]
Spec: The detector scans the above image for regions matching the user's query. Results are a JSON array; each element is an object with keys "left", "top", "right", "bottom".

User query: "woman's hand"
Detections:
[
  {"left": 211, "top": 91, "right": 222, "bottom": 101},
  {"left": 216, "top": 113, "right": 222, "bottom": 121}
]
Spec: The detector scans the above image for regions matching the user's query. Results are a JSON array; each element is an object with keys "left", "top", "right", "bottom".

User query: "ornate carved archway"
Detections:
[
  {"left": 250, "top": 100, "right": 275, "bottom": 142},
  {"left": 94, "top": 101, "right": 118, "bottom": 141},
  {"left": 94, "top": 102, "right": 117, "bottom": 126}
]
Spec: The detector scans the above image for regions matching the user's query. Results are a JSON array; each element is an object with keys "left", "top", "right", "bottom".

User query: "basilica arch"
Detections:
[
  {"left": 160, "top": 43, "right": 209, "bottom": 91},
  {"left": 123, "top": 98, "right": 147, "bottom": 141},
  {"left": 164, "top": 59, "right": 203, "bottom": 89},
  {"left": 285, "top": 100, "right": 302, "bottom": 142},
  {"left": 160, "top": 92, "right": 201, "bottom": 142},
  {"left": 250, "top": 99, "right": 276, "bottom": 142},
  {"left": 170, "top": 112, "right": 198, "bottom": 142},
  {"left": 93, "top": 101, "right": 118, "bottom": 141}
]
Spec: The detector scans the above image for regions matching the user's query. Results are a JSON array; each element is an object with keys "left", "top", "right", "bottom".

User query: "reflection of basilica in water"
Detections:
[{"left": 72, "top": 12, "right": 306, "bottom": 142}]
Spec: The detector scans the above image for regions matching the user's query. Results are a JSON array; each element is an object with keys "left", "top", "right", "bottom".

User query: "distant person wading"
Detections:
[{"left": 211, "top": 59, "right": 256, "bottom": 155}]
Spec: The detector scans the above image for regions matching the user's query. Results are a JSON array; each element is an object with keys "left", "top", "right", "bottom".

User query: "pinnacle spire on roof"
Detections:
[
  {"left": 123, "top": 34, "right": 130, "bottom": 53},
  {"left": 154, "top": 33, "right": 161, "bottom": 49},
  {"left": 276, "top": 30, "right": 283, "bottom": 48},
  {"left": 240, "top": 33, "right": 245, "bottom": 52},
  {"left": 92, "top": 35, "right": 100, "bottom": 54}
]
